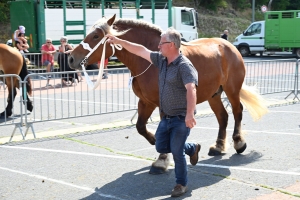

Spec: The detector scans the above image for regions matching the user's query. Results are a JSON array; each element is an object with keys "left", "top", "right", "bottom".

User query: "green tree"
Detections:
[
  {"left": 0, "top": 0, "right": 9, "bottom": 23},
  {"left": 271, "top": 0, "right": 290, "bottom": 10},
  {"left": 231, "top": 0, "right": 251, "bottom": 10},
  {"left": 196, "top": 0, "right": 228, "bottom": 11},
  {"left": 286, "top": 0, "right": 300, "bottom": 10}
]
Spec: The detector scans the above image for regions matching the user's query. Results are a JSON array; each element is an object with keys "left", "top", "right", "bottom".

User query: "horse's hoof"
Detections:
[
  {"left": 0, "top": 111, "right": 11, "bottom": 118},
  {"left": 149, "top": 166, "right": 168, "bottom": 175},
  {"left": 145, "top": 133, "right": 156, "bottom": 145},
  {"left": 148, "top": 139, "right": 156, "bottom": 145},
  {"left": 208, "top": 149, "right": 222, "bottom": 156},
  {"left": 236, "top": 143, "right": 247, "bottom": 154}
]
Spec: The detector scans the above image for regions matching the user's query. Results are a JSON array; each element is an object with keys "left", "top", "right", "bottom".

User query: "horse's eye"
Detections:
[{"left": 93, "top": 35, "right": 99, "bottom": 39}]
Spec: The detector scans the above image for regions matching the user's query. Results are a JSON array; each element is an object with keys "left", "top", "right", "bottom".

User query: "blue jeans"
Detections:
[{"left": 155, "top": 115, "right": 197, "bottom": 186}]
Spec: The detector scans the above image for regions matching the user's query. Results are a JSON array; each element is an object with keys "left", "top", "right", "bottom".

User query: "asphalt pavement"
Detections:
[{"left": 0, "top": 91, "right": 300, "bottom": 199}]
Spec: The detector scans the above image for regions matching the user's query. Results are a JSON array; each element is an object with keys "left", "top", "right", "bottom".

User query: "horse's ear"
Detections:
[{"left": 107, "top": 14, "right": 116, "bottom": 26}]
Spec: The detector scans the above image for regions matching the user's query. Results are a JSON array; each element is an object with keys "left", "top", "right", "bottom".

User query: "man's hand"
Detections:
[
  {"left": 106, "top": 34, "right": 121, "bottom": 45},
  {"left": 105, "top": 34, "right": 152, "bottom": 63},
  {"left": 185, "top": 113, "right": 196, "bottom": 129}
]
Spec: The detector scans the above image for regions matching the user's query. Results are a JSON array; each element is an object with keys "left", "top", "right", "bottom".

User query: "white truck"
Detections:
[
  {"left": 233, "top": 10, "right": 300, "bottom": 58},
  {"left": 9, "top": 0, "right": 199, "bottom": 52}
]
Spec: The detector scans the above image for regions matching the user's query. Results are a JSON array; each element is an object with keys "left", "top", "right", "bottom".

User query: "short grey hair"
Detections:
[
  {"left": 46, "top": 38, "right": 52, "bottom": 42},
  {"left": 161, "top": 27, "right": 181, "bottom": 49},
  {"left": 60, "top": 36, "right": 68, "bottom": 42}
]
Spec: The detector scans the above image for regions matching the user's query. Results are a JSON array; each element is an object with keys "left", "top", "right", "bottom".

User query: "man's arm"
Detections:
[
  {"left": 106, "top": 34, "right": 152, "bottom": 63},
  {"left": 41, "top": 45, "right": 48, "bottom": 54},
  {"left": 185, "top": 83, "right": 197, "bottom": 129}
]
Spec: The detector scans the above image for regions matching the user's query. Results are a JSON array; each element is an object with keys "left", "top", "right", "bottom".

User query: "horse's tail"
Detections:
[
  {"left": 239, "top": 84, "right": 268, "bottom": 121},
  {"left": 19, "top": 56, "right": 32, "bottom": 96}
]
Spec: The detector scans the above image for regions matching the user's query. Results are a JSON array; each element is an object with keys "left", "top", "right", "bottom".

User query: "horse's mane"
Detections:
[{"left": 89, "top": 16, "right": 163, "bottom": 37}]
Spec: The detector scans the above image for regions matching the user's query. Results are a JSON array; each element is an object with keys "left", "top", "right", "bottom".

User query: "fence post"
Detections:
[
  {"left": 285, "top": 59, "right": 299, "bottom": 101},
  {"left": 23, "top": 75, "right": 36, "bottom": 139}
]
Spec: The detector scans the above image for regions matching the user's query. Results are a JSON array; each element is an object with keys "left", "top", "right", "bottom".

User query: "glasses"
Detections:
[
  {"left": 46, "top": 41, "right": 52, "bottom": 43},
  {"left": 158, "top": 41, "right": 171, "bottom": 46}
]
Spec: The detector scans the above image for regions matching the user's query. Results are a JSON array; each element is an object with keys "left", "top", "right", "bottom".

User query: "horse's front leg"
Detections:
[
  {"left": 136, "top": 100, "right": 170, "bottom": 174},
  {"left": 208, "top": 96, "right": 229, "bottom": 156},
  {"left": 0, "top": 86, "right": 17, "bottom": 117},
  {"left": 136, "top": 99, "right": 156, "bottom": 144}
]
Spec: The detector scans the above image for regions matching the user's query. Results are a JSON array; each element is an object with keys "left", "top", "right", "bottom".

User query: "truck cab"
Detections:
[
  {"left": 233, "top": 21, "right": 265, "bottom": 57},
  {"left": 172, "top": 7, "right": 198, "bottom": 41}
]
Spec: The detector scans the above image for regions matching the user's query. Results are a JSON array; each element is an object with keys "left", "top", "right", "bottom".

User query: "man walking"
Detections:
[{"left": 107, "top": 27, "right": 201, "bottom": 197}]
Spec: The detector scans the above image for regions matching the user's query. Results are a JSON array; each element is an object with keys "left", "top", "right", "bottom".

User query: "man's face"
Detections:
[
  {"left": 158, "top": 36, "right": 172, "bottom": 56},
  {"left": 46, "top": 40, "right": 52, "bottom": 46}
]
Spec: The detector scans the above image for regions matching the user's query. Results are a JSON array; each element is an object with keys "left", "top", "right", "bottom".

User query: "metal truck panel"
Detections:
[
  {"left": 10, "top": 0, "right": 198, "bottom": 52},
  {"left": 265, "top": 10, "right": 300, "bottom": 48}
]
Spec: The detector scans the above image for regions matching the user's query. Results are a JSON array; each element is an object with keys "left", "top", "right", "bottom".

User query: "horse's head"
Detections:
[{"left": 68, "top": 15, "right": 118, "bottom": 70}]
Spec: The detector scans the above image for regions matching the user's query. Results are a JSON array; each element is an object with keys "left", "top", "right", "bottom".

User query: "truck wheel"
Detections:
[
  {"left": 295, "top": 48, "right": 300, "bottom": 59},
  {"left": 239, "top": 46, "right": 250, "bottom": 57}
]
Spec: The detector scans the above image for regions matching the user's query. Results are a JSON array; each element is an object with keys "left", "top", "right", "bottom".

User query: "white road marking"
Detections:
[
  {"left": 192, "top": 126, "right": 300, "bottom": 136},
  {"left": 0, "top": 146, "right": 148, "bottom": 162},
  {"left": 269, "top": 111, "right": 300, "bottom": 114},
  {"left": 1, "top": 146, "right": 299, "bottom": 176},
  {"left": 0, "top": 166, "right": 125, "bottom": 200},
  {"left": 197, "top": 163, "right": 300, "bottom": 176}
]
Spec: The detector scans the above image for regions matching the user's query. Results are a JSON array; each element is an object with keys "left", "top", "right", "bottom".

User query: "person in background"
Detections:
[
  {"left": 58, "top": 36, "right": 79, "bottom": 85},
  {"left": 97, "top": 58, "right": 109, "bottom": 79},
  {"left": 14, "top": 25, "right": 29, "bottom": 53},
  {"left": 41, "top": 38, "right": 56, "bottom": 86},
  {"left": 15, "top": 32, "right": 29, "bottom": 55},
  {"left": 106, "top": 27, "right": 200, "bottom": 198},
  {"left": 221, "top": 30, "right": 228, "bottom": 40}
]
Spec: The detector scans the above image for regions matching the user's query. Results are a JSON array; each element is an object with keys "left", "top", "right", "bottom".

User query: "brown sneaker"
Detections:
[
  {"left": 190, "top": 143, "right": 201, "bottom": 166},
  {"left": 171, "top": 184, "right": 188, "bottom": 197}
]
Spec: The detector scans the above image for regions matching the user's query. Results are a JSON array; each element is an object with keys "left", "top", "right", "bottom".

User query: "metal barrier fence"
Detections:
[
  {"left": 22, "top": 68, "right": 138, "bottom": 137},
  {"left": 0, "top": 59, "right": 299, "bottom": 142},
  {"left": 0, "top": 74, "right": 26, "bottom": 141},
  {"left": 23, "top": 52, "right": 102, "bottom": 73},
  {"left": 244, "top": 59, "right": 298, "bottom": 96}
]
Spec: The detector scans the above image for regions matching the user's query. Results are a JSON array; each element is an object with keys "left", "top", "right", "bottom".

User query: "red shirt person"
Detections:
[{"left": 41, "top": 38, "right": 56, "bottom": 78}]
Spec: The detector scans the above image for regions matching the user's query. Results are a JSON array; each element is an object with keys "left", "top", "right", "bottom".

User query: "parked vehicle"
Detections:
[
  {"left": 233, "top": 10, "right": 300, "bottom": 58},
  {"left": 9, "top": 0, "right": 198, "bottom": 53}
]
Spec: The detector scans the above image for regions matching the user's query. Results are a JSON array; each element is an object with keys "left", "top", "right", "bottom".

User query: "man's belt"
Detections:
[{"left": 161, "top": 112, "right": 184, "bottom": 119}]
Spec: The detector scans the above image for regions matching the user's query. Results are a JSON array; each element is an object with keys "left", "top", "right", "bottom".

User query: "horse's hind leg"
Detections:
[
  {"left": 21, "top": 86, "right": 33, "bottom": 112},
  {"left": 22, "top": 93, "right": 33, "bottom": 112},
  {"left": 208, "top": 95, "right": 228, "bottom": 156},
  {"left": 136, "top": 99, "right": 156, "bottom": 145},
  {"left": 225, "top": 89, "right": 246, "bottom": 154}
]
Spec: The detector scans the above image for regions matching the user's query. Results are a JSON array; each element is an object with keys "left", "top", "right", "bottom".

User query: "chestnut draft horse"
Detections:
[
  {"left": 0, "top": 44, "right": 33, "bottom": 117},
  {"left": 68, "top": 15, "right": 268, "bottom": 173}
]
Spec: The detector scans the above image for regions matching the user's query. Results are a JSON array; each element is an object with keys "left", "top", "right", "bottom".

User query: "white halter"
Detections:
[
  {"left": 79, "top": 27, "right": 152, "bottom": 90},
  {"left": 79, "top": 28, "right": 122, "bottom": 89}
]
